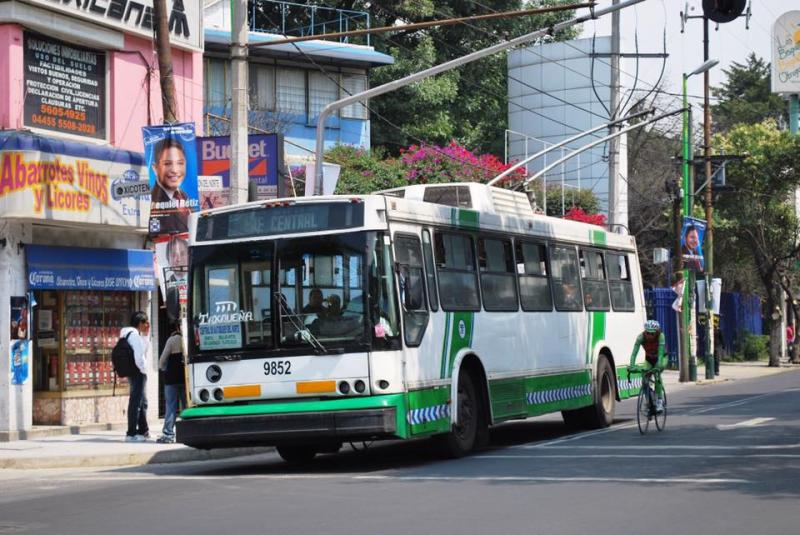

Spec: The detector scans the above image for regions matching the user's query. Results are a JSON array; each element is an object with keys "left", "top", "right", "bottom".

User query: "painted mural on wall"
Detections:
[{"left": 0, "top": 132, "right": 149, "bottom": 228}]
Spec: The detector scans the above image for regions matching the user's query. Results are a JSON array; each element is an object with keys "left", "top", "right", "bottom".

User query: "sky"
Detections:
[{"left": 578, "top": 0, "right": 783, "bottom": 112}]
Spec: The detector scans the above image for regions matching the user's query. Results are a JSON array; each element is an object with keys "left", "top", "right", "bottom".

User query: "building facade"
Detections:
[{"left": 0, "top": 0, "right": 204, "bottom": 439}]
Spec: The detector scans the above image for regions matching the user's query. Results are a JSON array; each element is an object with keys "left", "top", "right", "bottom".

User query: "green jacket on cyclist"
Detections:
[{"left": 629, "top": 319, "right": 666, "bottom": 400}]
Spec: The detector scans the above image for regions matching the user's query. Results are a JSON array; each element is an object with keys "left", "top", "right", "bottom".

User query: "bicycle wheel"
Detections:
[
  {"left": 655, "top": 388, "right": 667, "bottom": 431},
  {"left": 636, "top": 385, "right": 651, "bottom": 435}
]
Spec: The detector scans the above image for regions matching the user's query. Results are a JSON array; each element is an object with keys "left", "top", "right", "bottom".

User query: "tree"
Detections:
[
  {"left": 326, "top": 0, "right": 578, "bottom": 157},
  {"left": 715, "top": 120, "right": 800, "bottom": 366},
  {"left": 711, "top": 53, "right": 787, "bottom": 133}
]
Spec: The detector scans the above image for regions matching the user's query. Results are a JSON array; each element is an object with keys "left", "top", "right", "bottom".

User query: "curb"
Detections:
[{"left": 0, "top": 446, "right": 273, "bottom": 470}]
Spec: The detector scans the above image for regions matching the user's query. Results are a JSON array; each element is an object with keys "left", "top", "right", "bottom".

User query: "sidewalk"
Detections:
[
  {"left": 0, "top": 419, "right": 270, "bottom": 470},
  {"left": 1, "top": 361, "right": 796, "bottom": 470}
]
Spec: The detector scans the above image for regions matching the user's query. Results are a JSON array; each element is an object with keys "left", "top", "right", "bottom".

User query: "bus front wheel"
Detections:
[{"left": 438, "top": 371, "right": 484, "bottom": 458}]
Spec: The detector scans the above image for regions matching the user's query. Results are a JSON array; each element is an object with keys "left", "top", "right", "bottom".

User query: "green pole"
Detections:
[
  {"left": 680, "top": 75, "right": 694, "bottom": 382},
  {"left": 791, "top": 94, "right": 799, "bottom": 136}
]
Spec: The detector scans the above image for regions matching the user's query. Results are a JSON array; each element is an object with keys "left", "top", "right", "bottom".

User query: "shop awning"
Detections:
[{"left": 26, "top": 245, "right": 156, "bottom": 292}]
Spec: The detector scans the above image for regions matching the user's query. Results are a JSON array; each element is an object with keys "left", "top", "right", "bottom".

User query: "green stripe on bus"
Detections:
[
  {"left": 450, "top": 207, "right": 480, "bottom": 230},
  {"left": 523, "top": 371, "right": 593, "bottom": 417},
  {"left": 181, "top": 393, "right": 409, "bottom": 437},
  {"left": 407, "top": 386, "right": 452, "bottom": 436},
  {"left": 590, "top": 228, "right": 607, "bottom": 246},
  {"left": 587, "top": 311, "right": 606, "bottom": 364},
  {"left": 446, "top": 311, "right": 474, "bottom": 378},
  {"left": 440, "top": 313, "right": 452, "bottom": 379}
]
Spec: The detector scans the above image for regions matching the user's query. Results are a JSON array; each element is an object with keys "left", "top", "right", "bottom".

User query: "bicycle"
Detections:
[{"left": 627, "top": 366, "right": 667, "bottom": 435}]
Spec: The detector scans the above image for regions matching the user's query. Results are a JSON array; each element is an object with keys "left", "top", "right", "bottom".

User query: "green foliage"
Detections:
[
  {"left": 359, "top": 0, "right": 578, "bottom": 156},
  {"left": 733, "top": 332, "right": 770, "bottom": 362},
  {"left": 326, "top": 145, "right": 405, "bottom": 194},
  {"left": 542, "top": 185, "right": 601, "bottom": 217},
  {"left": 711, "top": 53, "right": 787, "bottom": 133}
]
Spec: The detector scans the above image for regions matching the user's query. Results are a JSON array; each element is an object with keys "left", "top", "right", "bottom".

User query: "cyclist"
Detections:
[{"left": 629, "top": 320, "right": 667, "bottom": 412}]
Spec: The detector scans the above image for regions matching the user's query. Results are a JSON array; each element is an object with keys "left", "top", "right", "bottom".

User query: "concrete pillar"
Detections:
[{"left": 0, "top": 221, "right": 33, "bottom": 440}]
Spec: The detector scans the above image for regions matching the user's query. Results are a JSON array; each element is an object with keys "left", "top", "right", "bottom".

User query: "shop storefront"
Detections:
[
  {"left": 0, "top": 130, "right": 154, "bottom": 434},
  {"left": 27, "top": 246, "right": 155, "bottom": 425}
]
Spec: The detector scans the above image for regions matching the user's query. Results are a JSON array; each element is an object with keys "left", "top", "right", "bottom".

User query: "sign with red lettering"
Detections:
[
  {"left": 0, "top": 131, "right": 149, "bottom": 228},
  {"left": 23, "top": 32, "right": 106, "bottom": 140}
]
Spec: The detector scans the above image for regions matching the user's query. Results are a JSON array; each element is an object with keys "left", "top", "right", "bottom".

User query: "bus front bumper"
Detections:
[{"left": 176, "top": 407, "right": 398, "bottom": 449}]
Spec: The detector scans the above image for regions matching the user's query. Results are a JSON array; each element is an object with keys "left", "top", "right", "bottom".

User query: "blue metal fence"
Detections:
[
  {"left": 645, "top": 288, "right": 763, "bottom": 365},
  {"left": 644, "top": 288, "right": 680, "bottom": 368}
]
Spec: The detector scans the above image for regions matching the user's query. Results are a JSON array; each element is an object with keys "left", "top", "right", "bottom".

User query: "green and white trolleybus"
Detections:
[{"left": 177, "top": 183, "right": 647, "bottom": 461}]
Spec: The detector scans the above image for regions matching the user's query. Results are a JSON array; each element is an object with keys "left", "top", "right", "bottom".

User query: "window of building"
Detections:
[
  {"left": 249, "top": 63, "right": 276, "bottom": 111},
  {"left": 277, "top": 68, "right": 306, "bottom": 115},
  {"left": 608, "top": 252, "right": 635, "bottom": 311},
  {"left": 579, "top": 249, "right": 610, "bottom": 311},
  {"left": 550, "top": 245, "right": 583, "bottom": 312},
  {"left": 434, "top": 232, "right": 480, "bottom": 311},
  {"left": 341, "top": 73, "right": 368, "bottom": 119},
  {"left": 205, "top": 58, "right": 230, "bottom": 110},
  {"left": 308, "top": 71, "right": 339, "bottom": 123},
  {"left": 478, "top": 238, "right": 518, "bottom": 311},
  {"left": 394, "top": 234, "right": 429, "bottom": 346},
  {"left": 515, "top": 240, "right": 553, "bottom": 311}
]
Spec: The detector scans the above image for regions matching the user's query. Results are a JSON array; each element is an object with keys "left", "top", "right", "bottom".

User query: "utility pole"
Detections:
[
  {"left": 230, "top": 0, "right": 250, "bottom": 205},
  {"left": 702, "top": 16, "right": 715, "bottom": 379},
  {"left": 607, "top": 0, "right": 622, "bottom": 231},
  {"left": 152, "top": 0, "right": 177, "bottom": 123}
]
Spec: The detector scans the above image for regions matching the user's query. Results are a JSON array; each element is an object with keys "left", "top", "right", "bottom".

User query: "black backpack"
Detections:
[{"left": 112, "top": 332, "right": 137, "bottom": 378}]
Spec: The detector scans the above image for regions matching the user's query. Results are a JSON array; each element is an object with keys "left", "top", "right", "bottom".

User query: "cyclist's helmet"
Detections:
[{"left": 644, "top": 320, "right": 660, "bottom": 333}]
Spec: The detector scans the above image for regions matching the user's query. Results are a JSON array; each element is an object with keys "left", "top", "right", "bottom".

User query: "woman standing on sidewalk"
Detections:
[{"left": 157, "top": 321, "right": 186, "bottom": 444}]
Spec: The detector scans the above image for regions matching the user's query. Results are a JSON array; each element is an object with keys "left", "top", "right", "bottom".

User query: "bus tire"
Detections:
[
  {"left": 584, "top": 356, "right": 616, "bottom": 428},
  {"left": 438, "top": 371, "right": 482, "bottom": 458},
  {"left": 276, "top": 445, "right": 317, "bottom": 463}
]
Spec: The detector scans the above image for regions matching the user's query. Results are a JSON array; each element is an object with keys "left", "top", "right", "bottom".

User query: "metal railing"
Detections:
[{"left": 250, "top": 0, "right": 371, "bottom": 45}]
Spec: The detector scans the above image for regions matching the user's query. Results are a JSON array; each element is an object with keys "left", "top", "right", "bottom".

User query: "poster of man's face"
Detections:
[
  {"left": 10, "top": 296, "right": 28, "bottom": 340},
  {"left": 154, "top": 235, "right": 189, "bottom": 321},
  {"left": 143, "top": 123, "right": 199, "bottom": 237},
  {"left": 681, "top": 217, "right": 706, "bottom": 273}
]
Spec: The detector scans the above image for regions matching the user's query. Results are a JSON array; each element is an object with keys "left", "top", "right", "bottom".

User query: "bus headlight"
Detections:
[{"left": 206, "top": 365, "right": 222, "bottom": 383}]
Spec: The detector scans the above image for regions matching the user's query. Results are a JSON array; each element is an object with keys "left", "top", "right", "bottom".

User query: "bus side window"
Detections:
[
  {"left": 550, "top": 245, "right": 583, "bottom": 312},
  {"left": 608, "top": 252, "right": 635, "bottom": 311},
  {"left": 515, "top": 240, "right": 553, "bottom": 311},
  {"left": 478, "top": 237, "right": 518, "bottom": 311},
  {"left": 421, "top": 229, "right": 439, "bottom": 312},
  {"left": 434, "top": 232, "right": 480, "bottom": 311},
  {"left": 579, "top": 249, "right": 610, "bottom": 311},
  {"left": 394, "top": 234, "right": 429, "bottom": 347}
]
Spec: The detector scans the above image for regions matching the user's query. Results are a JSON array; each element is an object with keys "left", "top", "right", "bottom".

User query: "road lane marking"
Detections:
[
  {"left": 475, "top": 453, "right": 800, "bottom": 459},
  {"left": 514, "top": 443, "right": 800, "bottom": 450},
  {"left": 354, "top": 475, "right": 749, "bottom": 484},
  {"left": 716, "top": 417, "right": 775, "bottom": 430}
]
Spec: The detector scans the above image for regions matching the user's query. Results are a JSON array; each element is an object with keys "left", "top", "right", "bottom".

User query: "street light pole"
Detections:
[
  {"left": 702, "top": 16, "right": 715, "bottom": 380},
  {"left": 680, "top": 59, "right": 718, "bottom": 383}
]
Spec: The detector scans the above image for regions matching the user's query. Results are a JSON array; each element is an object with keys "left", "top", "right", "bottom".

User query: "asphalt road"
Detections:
[{"left": 2, "top": 370, "right": 799, "bottom": 535}]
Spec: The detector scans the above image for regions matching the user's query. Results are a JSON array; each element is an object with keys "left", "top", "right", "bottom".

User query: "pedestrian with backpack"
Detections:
[
  {"left": 121, "top": 311, "right": 151, "bottom": 442},
  {"left": 157, "top": 320, "right": 186, "bottom": 443}
]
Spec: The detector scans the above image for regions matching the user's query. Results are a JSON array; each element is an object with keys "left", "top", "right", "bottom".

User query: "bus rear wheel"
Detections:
[
  {"left": 437, "top": 371, "right": 484, "bottom": 458},
  {"left": 276, "top": 445, "right": 317, "bottom": 463},
  {"left": 561, "top": 357, "right": 616, "bottom": 429}
]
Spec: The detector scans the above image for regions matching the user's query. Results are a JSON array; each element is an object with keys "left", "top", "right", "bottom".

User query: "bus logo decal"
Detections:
[{"left": 458, "top": 320, "right": 466, "bottom": 340}]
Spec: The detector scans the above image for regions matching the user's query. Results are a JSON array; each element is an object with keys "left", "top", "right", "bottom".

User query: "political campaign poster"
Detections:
[
  {"left": 142, "top": 123, "right": 199, "bottom": 237},
  {"left": 154, "top": 235, "right": 188, "bottom": 321},
  {"left": 196, "top": 134, "right": 282, "bottom": 206},
  {"left": 10, "top": 296, "right": 29, "bottom": 340},
  {"left": 681, "top": 217, "right": 706, "bottom": 273}
]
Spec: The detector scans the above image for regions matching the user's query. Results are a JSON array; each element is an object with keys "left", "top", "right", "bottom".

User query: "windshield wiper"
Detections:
[{"left": 275, "top": 292, "right": 327, "bottom": 354}]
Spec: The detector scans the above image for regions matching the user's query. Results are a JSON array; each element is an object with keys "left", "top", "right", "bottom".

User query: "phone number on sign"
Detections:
[
  {"left": 39, "top": 104, "right": 86, "bottom": 122},
  {"left": 30, "top": 113, "right": 97, "bottom": 135}
]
